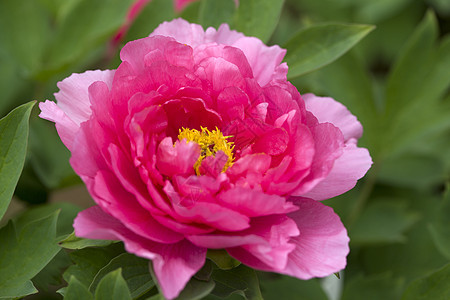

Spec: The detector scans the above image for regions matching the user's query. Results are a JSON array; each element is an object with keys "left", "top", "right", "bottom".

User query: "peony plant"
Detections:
[{"left": 40, "top": 19, "right": 372, "bottom": 299}]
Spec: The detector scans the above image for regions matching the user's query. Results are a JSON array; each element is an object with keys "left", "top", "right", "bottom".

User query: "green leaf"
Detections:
[
  {"left": 260, "top": 275, "right": 328, "bottom": 300},
  {"left": 233, "top": 0, "right": 285, "bottom": 42},
  {"left": 64, "top": 276, "right": 94, "bottom": 300},
  {"left": 125, "top": 0, "right": 175, "bottom": 42},
  {"left": 0, "top": 211, "right": 60, "bottom": 298},
  {"left": 428, "top": 189, "right": 450, "bottom": 260},
  {"left": 349, "top": 199, "right": 419, "bottom": 245},
  {"left": 198, "top": 0, "right": 235, "bottom": 29},
  {"left": 59, "top": 232, "right": 115, "bottom": 249},
  {"left": 0, "top": 55, "right": 29, "bottom": 118},
  {"left": 402, "top": 263, "right": 450, "bottom": 300},
  {"left": 342, "top": 273, "right": 404, "bottom": 300},
  {"left": 211, "top": 264, "right": 263, "bottom": 300},
  {"left": 32, "top": 250, "right": 72, "bottom": 291},
  {"left": 284, "top": 23, "right": 375, "bottom": 79},
  {"left": 94, "top": 269, "right": 132, "bottom": 300},
  {"left": 176, "top": 277, "right": 215, "bottom": 300},
  {"left": 44, "top": 0, "right": 133, "bottom": 73},
  {"left": 63, "top": 243, "right": 125, "bottom": 287},
  {"left": 0, "top": 0, "right": 51, "bottom": 74},
  {"left": 207, "top": 249, "right": 241, "bottom": 270},
  {"left": 0, "top": 101, "right": 35, "bottom": 221},
  {"left": 89, "top": 253, "right": 154, "bottom": 298}
]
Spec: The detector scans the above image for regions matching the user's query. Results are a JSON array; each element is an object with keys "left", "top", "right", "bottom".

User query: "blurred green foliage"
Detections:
[{"left": 0, "top": 0, "right": 449, "bottom": 299}]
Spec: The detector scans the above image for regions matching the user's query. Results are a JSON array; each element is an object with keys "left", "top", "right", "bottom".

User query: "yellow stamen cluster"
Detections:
[{"left": 178, "top": 127, "right": 234, "bottom": 175}]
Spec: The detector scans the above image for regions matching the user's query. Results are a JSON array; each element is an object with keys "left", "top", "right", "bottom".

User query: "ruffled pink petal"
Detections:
[
  {"left": 217, "top": 186, "right": 297, "bottom": 217},
  {"left": 302, "top": 140, "right": 372, "bottom": 200},
  {"left": 280, "top": 197, "right": 349, "bottom": 279},
  {"left": 156, "top": 137, "right": 200, "bottom": 177},
  {"left": 74, "top": 206, "right": 206, "bottom": 300},
  {"left": 39, "top": 101, "right": 79, "bottom": 151},
  {"left": 303, "top": 93, "right": 363, "bottom": 141},
  {"left": 150, "top": 19, "right": 207, "bottom": 48},
  {"left": 54, "top": 70, "right": 115, "bottom": 125}
]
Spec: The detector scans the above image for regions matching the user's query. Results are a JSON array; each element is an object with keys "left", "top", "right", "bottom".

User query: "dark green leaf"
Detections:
[
  {"left": 349, "top": 199, "right": 419, "bottom": 245},
  {"left": 0, "top": 211, "right": 60, "bottom": 298},
  {"left": 59, "top": 232, "right": 115, "bottom": 249},
  {"left": 260, "top": 275, "right": 328, "bottom": 300},
  {"left": 0, "top": 101, "right": 35, "bottom": 220},
  {"left": 89, "top": 253, "right": 154, "bottom": 299},
  {"left": 94, "top": 269, "right": 132, "bottom": 300},
  {"left": 402, "top": 263, "right": 450, "bottom": 300},
  {"left": 428, "top": 188, "right": 450, "bottom": 260},
  {"left": 207, "top": 249, "right": 241, "bottom": 270},
  {"left": 211, "top": 264, "right": 263, "bottom": 300},
  {"left": 64, "top": 276, "right": 94, "bottom": 300},
  {"left": 32, "top": 250, "right": 72, "bottom": 291},
  {"left": 233, "top": 0, "right": 285, "bottom": 42},
  {"left": 284, "top": 23, "right": 374, "bottom": 79},
  {"left": 63, "top": 243, "right": 125, "bottom": 287},
  {"left": 342, "top": 273, "right": 404, "bottom": 300},
  {"left": 199, "top": 0, "right": 235, "bottom": 29},
  {"left": 176, "top": 277, "right": 215, "bottom": 300}
]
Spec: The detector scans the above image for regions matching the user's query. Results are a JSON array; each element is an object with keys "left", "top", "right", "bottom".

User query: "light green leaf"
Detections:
[
  {"left": 284, "top": 23, "right": 374, "bottom": 79},
  {"left": 94, "top": 269, "right": 132, "bottom": 300},
  {"left": 199, "top": 0, "right": 235, "bottom": 29},
  {"left": 176, "top": 278, "right": 215, "bottom": 300},
  {"left": 59, "top": 232, "right": 115, "bottom": 249},
  {"left": 0, "top": 101, "right": 35, "bottom": 221},
  {"left": 402, "top": 263, "right": 450, "bottom": 300},
  {"left": 44, "top": 0, "right": 133, "bottom": 73},
  {"left": 349, "top": 200, "right": 419, "bottom": 245},
  {"left": 0, "top": 211, "right": 60, "bottom": 298},
  {"left": 342, "top": 273, "right": 404, "bottom": 300},
  {"left": 64, "top": 276, "right": 93, "bottom": 300},
  {"left": 233, "top": 0, "right": 285, "bottom": 42},
  {"left": 0, "top": 0, "right": 51, "bottom": 74},
  {"left": 89, "top": 253, "right": 154, "bottom": 299},
  {"left": 211, "top": 264, "right": 263, "bottom": 300}
]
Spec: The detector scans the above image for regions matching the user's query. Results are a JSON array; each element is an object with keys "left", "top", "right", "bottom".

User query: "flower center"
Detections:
[{"left": 178, "top": 127, "right": 234, "bottom": 175}]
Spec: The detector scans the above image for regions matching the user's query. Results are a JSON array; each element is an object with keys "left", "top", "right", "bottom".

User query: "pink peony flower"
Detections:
[{"left": 40, "top": 19, "right": 372, "bottom": 299}]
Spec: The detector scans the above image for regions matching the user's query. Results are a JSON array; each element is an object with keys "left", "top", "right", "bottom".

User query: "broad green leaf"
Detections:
[
  {"left": 89, "top": 253, "right": 154, "bottom": 298},
  {"left": 59, "top": 232, "right": 115, "bottom": 249},
  {"left": 32, "top": 250, "right": 72, "bottom": 291},
  {"left": 260, "top": 275, "right": 328, "bottom": 300},
  {"left": 207, "top": 249, "right": 241, "bottom": 270},
  {"left": 94, "top": 269, "right": 132, "bottom": 300},
  {"left": 349, "top": 199, "right": 419, "bottom": 245},
  {"left": 402, "top": 263, "right": 450, "bottom": 300},
  {"left": 28, "top": 118, "right": 76, "bottom": 189},
  {"left": 176, "top": 278, "right": 215, "bottom": 300},
  {"left": 0, "top": 211, "right": 60, "bottom": 298},
  {"left": 122, "top": 0, "right": 175, "bottom": 43},
  {"left": 211, "top": 264, "right": 263, "bottom": 299},
  {"left": 0, "top": 101, "right": 35, "bottom": 221},
  {"left": 44, "top": 0, "right": 133, "bottom": 73},
  {"left": 428, "top": 188, "right": 450, "bottom": 260},
  {"left": 284, "top": 23, "right": 374, "bottom": 79},
  {"left": 65, "top": 276, "right": 94, "bottom": 300},
  {"left": 342, "top": 273, "right": 404, "bottom": 300},
  {"left": 233, "top": 0, "right": 285, "bottom": 42},
  {"left": 198, "top": 0, "right": 235, "bottom": 29},
  {"left": 0, "top": 0, "right": 51, "bottom": 74},
  {"left": 355, "top": 0, "right": 413, "bottom": 23},
  {"left": 63, "top": 243, "right": 125, "bottom": 287}
]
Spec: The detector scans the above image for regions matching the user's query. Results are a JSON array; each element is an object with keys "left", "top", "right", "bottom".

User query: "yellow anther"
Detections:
[{"left": 178, "top": 127, "right": 234, "bottom": 175}]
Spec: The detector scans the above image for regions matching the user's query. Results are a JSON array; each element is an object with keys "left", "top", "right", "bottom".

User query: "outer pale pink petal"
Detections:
[
  {"left": 302, "top": 140, "right": 372, "bottom": 200},
  {"left": 39, "top": 101, "right": 79, "bottom": 150},
  {"left": 74, "top": 206, "right": 206, "bottom": 300},
  {"left": 303, "top": 93, "right": 363, "bottom": 141},
  {"left": 150, "top": 19, "right": 207, "bottom": 47},
  {"left": 54, "top": 70, "right": 115, "bottom": 126},
  {"left": 281, "top": 197, "right": 349, "bottom": 279}
]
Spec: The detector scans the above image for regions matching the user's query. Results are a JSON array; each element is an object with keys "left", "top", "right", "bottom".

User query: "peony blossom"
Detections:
[{"left": 40, "top": 19, "right": 372, "bottom": 299}]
